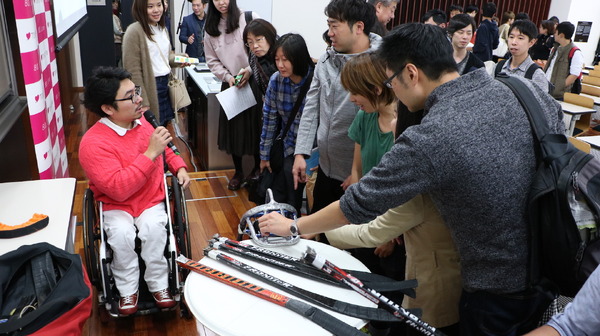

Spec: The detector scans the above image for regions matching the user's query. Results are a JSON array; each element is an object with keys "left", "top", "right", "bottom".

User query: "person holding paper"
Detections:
[{"left": 204, "top": 0, "right": 261, "bottom": 190}]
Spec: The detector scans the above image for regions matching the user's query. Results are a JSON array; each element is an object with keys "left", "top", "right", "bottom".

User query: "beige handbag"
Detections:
[
  {"left": 167, "top": 72, "right": 191, "bottom": 112},
  {"left": 155, "top": 43, "right": 192, "bottom": 113}
]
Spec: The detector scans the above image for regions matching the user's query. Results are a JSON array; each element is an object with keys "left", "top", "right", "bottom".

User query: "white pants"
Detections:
[{"left": 103, "top": 203, "right": 169, "bottom": 296}]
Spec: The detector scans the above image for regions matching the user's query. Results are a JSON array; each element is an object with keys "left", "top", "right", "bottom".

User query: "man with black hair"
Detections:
[
  {"left": 422, "top": 8, "right": 447, "bottom": 29},
  {"left": 515, "top": 12, "right": 530, "bottom": 21},
  {"left": 79, "top": 66, "right": 190, "bottom": 315},
  {"left": 293, "top": 0, "right": 381, "bottom": 216},
  {"left": 178, "top": 0, "right": 207, "bottom": 60},
  {"left": 448, "top": 13, "right": 484, "bottom": 75},
  {"left": 465, "top": 4, "right": 478, "bottom": 18},
  {"left": 448, "top": 4, "right": 463, "bottom": 19},
  {"left": 544, "top": 21, "right": 584, "bottom": 99},
  {"left": 258, "top": 22, "right": 564, "bottom": 335},
  {"left": 473, "top": 2, "right": 499, "bottom": 62},
  {"left": 496, "top": 19, "right": 549, "bottom": 92}
]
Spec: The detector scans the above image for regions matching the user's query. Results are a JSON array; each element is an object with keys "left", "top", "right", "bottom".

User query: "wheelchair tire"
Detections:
[
  {"left": 82, "top": 189, "right": 102, "bottom": 288},
  {"left": 171, "top": 175, "right": 192, "bottom": 269}
]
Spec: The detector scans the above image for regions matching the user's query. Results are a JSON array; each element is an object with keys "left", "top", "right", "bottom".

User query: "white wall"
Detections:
[
  {"left": 238, "top": 0, "right": 272, "bottom": 21},
  {"left": 271, "top": 0, "right": 330, "bottom": 59},
  {"left": 548, "top": 0, "right": 600, "bottom": 66},
  {"left": 172, "top": 0, "right": 328, "bottom": 59}
]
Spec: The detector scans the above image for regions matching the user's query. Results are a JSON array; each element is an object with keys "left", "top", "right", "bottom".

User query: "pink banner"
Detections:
[{"left": 13, "top": 0, "right": 68, "bottom": 179}]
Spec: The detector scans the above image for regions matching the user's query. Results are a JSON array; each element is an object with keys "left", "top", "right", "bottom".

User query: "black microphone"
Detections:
[{"left": 143, "top": 110, "right": 180, "bottom": 155}]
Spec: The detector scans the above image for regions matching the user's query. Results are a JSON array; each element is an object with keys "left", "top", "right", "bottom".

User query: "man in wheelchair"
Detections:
[{"left": 79, "top": 66, "right": 191, "bottom": 316}]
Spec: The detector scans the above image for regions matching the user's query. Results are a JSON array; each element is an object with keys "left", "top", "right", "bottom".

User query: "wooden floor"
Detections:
[{"left": 66, "top": 96, "right": 256, "bottom": 335}]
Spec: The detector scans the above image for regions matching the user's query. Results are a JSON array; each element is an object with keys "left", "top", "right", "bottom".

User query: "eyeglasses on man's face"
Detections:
[
  {"left": 114, "top": 86, "right": 142, "bottom": 104},
  {"left": 245, "top": 37, "right": 265, "bottom": 47},
  {"left": 383, "top": 65, "right": 406, "bottom": 89}
]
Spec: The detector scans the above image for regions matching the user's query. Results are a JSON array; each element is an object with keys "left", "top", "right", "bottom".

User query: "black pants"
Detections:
[
  {"left": 459, "top": 286, "right": 554, "bottom": 335},
  {"left": 310, "top": 166, "right": 345, "bottom": 214},
  {"left": 271, "top": 155, "right": 305, "bottom": 215}
]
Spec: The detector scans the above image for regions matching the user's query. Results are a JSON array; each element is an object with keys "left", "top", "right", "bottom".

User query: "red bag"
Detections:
[{"left": 33, "top": 266, "right": 92, "bottom": 336}]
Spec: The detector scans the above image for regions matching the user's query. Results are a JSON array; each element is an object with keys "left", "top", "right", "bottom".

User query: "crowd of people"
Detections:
[{"left": 81, "top": 0, "right": 598, "bottom": 334}]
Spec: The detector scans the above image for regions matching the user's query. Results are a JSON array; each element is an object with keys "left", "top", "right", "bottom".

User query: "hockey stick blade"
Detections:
[
  {"left": 176, "top": 255, "right": 368, "bottom": 336},
  {"left": 205, "top": 248, "right": 399, "bottom": 322}
]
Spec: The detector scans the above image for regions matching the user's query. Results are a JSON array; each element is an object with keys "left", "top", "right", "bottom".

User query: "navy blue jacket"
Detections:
[
  {"left": 473, "top": 19, "right": 499, "bottom": 62},
  {"left": 178, "top": 13, "right": 205, "bottom": 60}
]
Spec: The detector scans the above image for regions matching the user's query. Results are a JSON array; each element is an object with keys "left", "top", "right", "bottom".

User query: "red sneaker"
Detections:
[
  {"left": 152, "top": 288, "right": 176, "bottom": 309},
  {"left": 118, "top": 292, "right": 138, "bottom": 316}
]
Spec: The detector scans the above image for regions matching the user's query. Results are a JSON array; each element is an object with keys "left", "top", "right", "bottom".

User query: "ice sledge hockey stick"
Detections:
[
  {"left": 303, "top": 247, "right": 446, "bottom": 336},
  {"left": 210, "top": 239, "right": 342, "bottom": 287},
  {"left": 214, "top": 236, "right": 418, "bottom": 295},
  {"left": 204, "top": 248, "right": 399, "bottom": 322},
  {"left": 176, "top": 255, "right": 368, "bottom": 336}
]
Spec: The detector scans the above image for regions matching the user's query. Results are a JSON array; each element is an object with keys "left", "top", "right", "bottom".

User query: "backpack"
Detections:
[
  {"left": 495, "top": 59, "right": 541, "bottom": 80},
  {"left": 568, "top": 47, "right": 583, "bottom": 94},
  {"left": 494, "top": 59, "right": 554, "bottom": 94},
  {"left": 0, "top": 243, "right": 92, "bottom": 335},
  {"left": 497, "top": 74, "right": 600, "bottom": 297}
]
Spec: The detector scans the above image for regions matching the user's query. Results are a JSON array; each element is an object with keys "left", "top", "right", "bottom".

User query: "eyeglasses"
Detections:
[
  {"left": 383, "top": 65, "right": 406, "bottom": 89},
  {"left": 114, "top": 86, "right": 142, "bottom": 104},
  {"left": 245, "top": 37, "right": 265, "bottom": 47}
]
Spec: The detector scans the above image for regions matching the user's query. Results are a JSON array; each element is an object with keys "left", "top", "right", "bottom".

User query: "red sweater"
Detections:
[{"left": 79, "top": 119, "right": 186, "bottom": 217}]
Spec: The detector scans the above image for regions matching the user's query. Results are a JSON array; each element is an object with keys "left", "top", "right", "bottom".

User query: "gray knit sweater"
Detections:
[{"left": 340, "top": 68, "right": 564, "bottom": 293}]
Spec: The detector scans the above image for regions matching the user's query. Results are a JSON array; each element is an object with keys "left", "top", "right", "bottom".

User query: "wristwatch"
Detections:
[{"left": 289, "top": 219, "right": 300, "bottom": 237}]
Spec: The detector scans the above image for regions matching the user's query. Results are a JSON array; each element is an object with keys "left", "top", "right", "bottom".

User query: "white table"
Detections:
[
  {"left": 185, "top": 239, "right": 375, "bottom": 336},
  {"left": 576, "top": 136, "right": 600, "bottom": 161},
  {"left": 0, "top": 178, "right": 76, "bottom": 255},
  {"left": 559, "top": 101, "right": 596, "bottom": 136}
]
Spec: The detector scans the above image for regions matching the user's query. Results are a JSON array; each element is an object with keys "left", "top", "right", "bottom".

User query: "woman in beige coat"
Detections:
[
  {"left": 122, "top": 0, "right": 184, "bottom": 125},
  {"left": 325, "top": 194, "right": 461, "bottom": 334}
]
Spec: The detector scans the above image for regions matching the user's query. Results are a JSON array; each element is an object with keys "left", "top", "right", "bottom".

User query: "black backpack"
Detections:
[
  {"left": 495, "top": 59, "right": 541, "bottom": 80},
  {"left": 494, "top": 60, "right": 555, "bottom": 94},
  {"left": 0, "top": 243, "right": 91, "bottom": 335},
  {"left": 497, "top": 74, "right": 600, "bottom": 297}
]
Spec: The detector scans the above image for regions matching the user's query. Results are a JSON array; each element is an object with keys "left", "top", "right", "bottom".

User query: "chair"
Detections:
[
  {"left": 582, "top": 75, "right": 600, "bottom": 87},
  {"left": 568, "top": 136, "right": 591, "bottom": 154},
  {"left": 82, "top": 174, "right": 192, "bottom": 318},
  {"left": 582, "top": 84, "right": 600, "bottom": 97},
  {"left": 588, "top": 70, "right": 600, "bottom": 78},
  {"left": 564, "top": 92, "right": 595, "bottom": 133}
]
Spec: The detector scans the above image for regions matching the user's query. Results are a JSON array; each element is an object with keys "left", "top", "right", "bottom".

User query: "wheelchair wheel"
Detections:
[
  {"left": 171, "top": 176, "right": 192, "bottom": 266},
  {"left": 82, "top": 189, "right": 102, "bottom": 288}
]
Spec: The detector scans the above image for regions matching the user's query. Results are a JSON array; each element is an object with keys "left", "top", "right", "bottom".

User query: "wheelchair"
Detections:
[{"left": 82, "top": 174, "right": 192, "bottom": 318}]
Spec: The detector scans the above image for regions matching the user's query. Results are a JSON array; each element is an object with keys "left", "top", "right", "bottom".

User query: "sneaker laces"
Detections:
[
  {"left": 121, "top": 295, "right": 136, "bottom": 306},
  {"left": 154, "top": 288, "right": 172, "bottom": 300}
]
